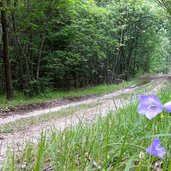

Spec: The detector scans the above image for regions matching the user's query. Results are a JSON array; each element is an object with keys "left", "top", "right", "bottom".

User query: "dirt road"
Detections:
[{"left": 0, "top": 78, "right": 169, "bottom": 167}]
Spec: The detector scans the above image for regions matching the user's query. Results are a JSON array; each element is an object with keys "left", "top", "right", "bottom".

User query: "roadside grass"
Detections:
[
  {"left": 0, "top": 79, "right": 139, "bottom": 110},
  {"left": 3, "top": 85, "right": 171, "bottom": 170}
]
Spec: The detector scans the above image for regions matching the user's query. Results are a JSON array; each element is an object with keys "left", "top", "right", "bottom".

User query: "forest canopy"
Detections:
[{"left": 0, "top": 0, "right": 171, "bottom": 98}]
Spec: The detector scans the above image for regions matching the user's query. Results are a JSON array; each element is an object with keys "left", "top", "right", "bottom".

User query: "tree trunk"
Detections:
[
  {"left": 11, "top": 7, "right": 24, "bottom": 90},
  {"left": 36, "top": 35, "right": 45, "bottom": 79},
  {"left": 0, "top": 0, "right": 13, "bottom": 100}
]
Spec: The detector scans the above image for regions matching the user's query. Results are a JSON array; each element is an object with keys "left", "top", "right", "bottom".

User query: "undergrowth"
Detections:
[{"left": 0, "top": 79, "right": 139, "bottom": 111}]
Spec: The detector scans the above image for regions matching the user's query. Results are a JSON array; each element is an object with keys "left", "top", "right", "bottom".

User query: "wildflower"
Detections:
[
  {"left": 146, "top": 138, "right": 166, "bottom": 159},
  {"left": 163, "top": 101, "right": 171, "bottom": 113},
  {"left": 137, "top": 95, "right": 163, "bottom": 119}
]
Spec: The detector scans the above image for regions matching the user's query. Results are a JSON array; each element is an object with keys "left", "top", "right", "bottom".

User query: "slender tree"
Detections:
[{"left": 0, "top": 0, "right": 13, "bottom": 100}]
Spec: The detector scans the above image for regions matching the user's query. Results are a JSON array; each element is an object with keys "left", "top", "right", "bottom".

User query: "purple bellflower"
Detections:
[
  {"left": 163, "top": 101, "right": 171, "bottom": 113},
  {"left": 137, "top": 95, "right": 163, "bottom": 120},
  {"left": 146, "top": 138, "right": 166, "bottom": 159}
]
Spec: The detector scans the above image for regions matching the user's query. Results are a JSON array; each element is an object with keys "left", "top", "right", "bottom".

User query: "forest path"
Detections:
[
  {"left": 0, "top": 78, "right": 169, "bottom": 166},
  {"left": 0, "top": 84, "right": 139, "bottom": 126}
]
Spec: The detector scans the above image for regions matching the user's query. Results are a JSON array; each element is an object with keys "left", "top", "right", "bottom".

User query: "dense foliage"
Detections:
[{"left": 0, "top": 0, "right": 171, "bottom": 97}]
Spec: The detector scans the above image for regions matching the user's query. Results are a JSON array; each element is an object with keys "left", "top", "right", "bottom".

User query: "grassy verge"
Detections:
[
  {"left": 0, "top": 79, "right": 139, "bottom": 110},
  {"left": 3, "top": 84, "right": 171, "bottom": 170}
]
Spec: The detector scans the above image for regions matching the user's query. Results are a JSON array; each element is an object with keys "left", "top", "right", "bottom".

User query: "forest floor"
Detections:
[{"left": 0, "top": 75, "right": 170, "bottom": 167}]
